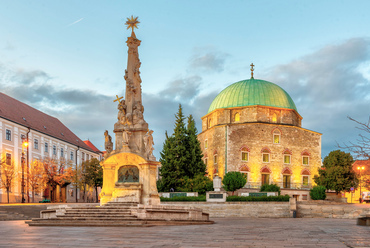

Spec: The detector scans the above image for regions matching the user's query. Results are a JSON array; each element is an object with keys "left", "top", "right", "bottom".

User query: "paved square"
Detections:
[{"left": 0, "top": 218, "right": 369, "bottom": 247}]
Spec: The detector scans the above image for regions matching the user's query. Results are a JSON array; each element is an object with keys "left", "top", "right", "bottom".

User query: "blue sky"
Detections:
[{"left": 1, "top": 1, "right": 370, "bottom": 160}]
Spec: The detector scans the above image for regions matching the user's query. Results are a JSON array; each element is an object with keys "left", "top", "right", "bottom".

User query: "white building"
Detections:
[{"left": 0, "top": 93, "right": 101, "bottom": 203}]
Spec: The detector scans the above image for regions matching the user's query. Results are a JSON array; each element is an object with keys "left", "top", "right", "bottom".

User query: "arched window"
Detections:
[
  {"left": 272, "top": 128, "right": 281, "bottom": 144},
  {"left": 260, "top": 166, "right": 271, "bottom": 185},
  {"left": 239, "top": 165, "right": 250, "bottom": 183},
  {"left": 240, "top": 146, "right": 250, "bottom": 162},
  {"left": 204, "top": 139, "right": 208, "bottom": 150},
  {"left": 301, "top": 150, "right": 310, "bottom": 165},
  {"left": 301, "top": 169, "right": 311, "bottom": 188},
  {"left": 282, "top": 167, "right": 292, "bottom": 189},
  {"left": 261, "top": 147, "right": 271, "bottom": 163},
  {"left": 234, "top": 112, "right": 240, "bottom": 122},
  {"left": 283, "top": 148, "right": 292, "bottom": 164},
  {"left": 208, "top": 118, "right": 212, "bottom": 128},
  {"left": 213, "top": 151, "right": 218, "bottom": 165}
]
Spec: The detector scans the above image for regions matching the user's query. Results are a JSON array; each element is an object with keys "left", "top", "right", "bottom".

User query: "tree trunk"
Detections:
[
  {"left": 7, "top": 187, "right": 10, "bottom": 203},
  {"left": 95, "top": 186, "right": 98, "bottom": 203}
]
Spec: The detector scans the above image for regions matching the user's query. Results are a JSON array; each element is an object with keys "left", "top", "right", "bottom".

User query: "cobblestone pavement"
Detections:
[{"left": 0, "top": 218, "right": 369, "bottom": 248}]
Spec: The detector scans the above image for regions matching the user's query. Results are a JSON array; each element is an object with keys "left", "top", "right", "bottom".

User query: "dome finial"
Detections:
[{"left": 250, "top": 63, "right": 255, "bottom": 79}]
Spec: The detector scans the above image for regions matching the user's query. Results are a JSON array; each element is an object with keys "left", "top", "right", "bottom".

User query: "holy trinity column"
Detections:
[{"left": 105, "top": 16, "right": 155, "bottom": 161}]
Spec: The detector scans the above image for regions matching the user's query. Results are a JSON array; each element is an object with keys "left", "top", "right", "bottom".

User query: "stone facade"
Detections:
[{"left": 198, "top": 93, "right": 322, "bottom": 196}]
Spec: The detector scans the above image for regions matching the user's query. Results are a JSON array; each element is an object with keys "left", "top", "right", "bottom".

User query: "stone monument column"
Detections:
[{"left": 100, "top": 16, "right": 160, "bottom": 206}]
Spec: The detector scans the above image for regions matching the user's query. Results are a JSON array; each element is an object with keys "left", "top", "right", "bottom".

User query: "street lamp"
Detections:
[
  {"left": 357, "top": 166, "right": 365, "bottom": 203},
  {"left": 22, "top": 140, "right": 28, "bottom": 203}
]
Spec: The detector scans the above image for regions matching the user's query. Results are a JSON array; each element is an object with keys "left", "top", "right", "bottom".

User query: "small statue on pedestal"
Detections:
[{"left": 104, "top": 130, "right": 113, "bottom": 154}]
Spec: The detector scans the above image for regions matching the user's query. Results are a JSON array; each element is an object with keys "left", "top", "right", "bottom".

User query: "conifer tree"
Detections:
[
  {"left": 186, "top": 114, "right": 206, "bottom": 177},
  {"left": 158, "top": 105, "right": 207, "bottom": 192}
]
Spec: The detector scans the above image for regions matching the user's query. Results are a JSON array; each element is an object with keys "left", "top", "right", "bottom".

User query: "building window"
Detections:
[
  {"left": 261, "top": 148, "right": 270, "bottom": 163},
  {"left": 214, "top": 154, "right": 217, "bottom": 164},
  {"left": 283, "top": 175, "right": 291, "bottom": 188},
  {"left": 241, "top": 151, "right": 249, "bottom": 162},
  {"left": 6, "top": 153, "right": 11, "bottom": 165},
  {"left": 302, "top": 195, "right": 308, "bottom": 200},
  {"left": 303, "top": 176, "right": 309, "bottom": 187},
  {"left": 273, "top": 134, "right": 280, "bottom": 144},
  {"left": 45, "top": 143, "right": 48, "bottom": 153},
  {"left": 61, "top": 148, "right": 64, "bottom": 158},
  {"left": 262, "top": 153, "right": 270, "bottom": 163},
  {"left": 234, "top": 112, "right": 240, "bottom": 122},
  {"left": 284, "top": 155, "right": 291, "bottom": 164},
  {"left": 6, "top": 129, "right": 11, "bottom": 141},
  {"left": 261, "top": 174, "right": 270, "bottom": 185},
  {"left": 82, "top": 152, "right": 85, "bottom": 162},
  {"left": 204, "top": 158, "right": 208, "bottom": 166},
  {"left": 272, "top": 113, "right": 277, "bottom": 123},
  {"left": 204, "top": 140, "right": 208, "bottom": 150},
  {"left": 70, "top": 151, "right": 74, "bottom": 161},
  {"left": 302, "top": 156, "right": 309, "bottom": 165},
  {"left": 208, "top": 118, "right": 212, "bottom": 128},
  {"left": 53, "top": 145, "right": 56, "bottom": 155},
  {"left": 86, "top": 154, "right": 89, "bottom": 161},
  {"left": 34, "top": 139, "right": 39, "bottom": 150}
]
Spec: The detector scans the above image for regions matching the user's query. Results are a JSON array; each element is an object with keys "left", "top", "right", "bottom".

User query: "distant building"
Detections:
[
  {"left": 0, "top": 93, "right": 100, "bottom": 203},
  {"left": 198, "top": 75, "right": 322, "bottom": 200},
  {"left": 345, "top": 160, "right": 370, "bottom": 203}
]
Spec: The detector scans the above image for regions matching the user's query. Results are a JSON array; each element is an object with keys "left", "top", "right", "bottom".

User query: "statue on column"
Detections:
[
  {"left": 122, "top": 130, "right": 132, "bottom": 146},
  {"left": 144, "top": 130, "right": 155, "bottom": 160},
  {"left": 104, "top": 130, "right": 113, "bottom": 154},
  {"left": 117, "top": 99, "right": 127, "bottom": 125},
  {"left": 133, "top": 103, "right": 145, "bottom": 126}
]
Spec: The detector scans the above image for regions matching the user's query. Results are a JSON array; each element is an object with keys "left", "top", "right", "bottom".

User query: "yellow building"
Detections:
[{"left": 198, "top": 73, "right": 322, "bottom": 200}]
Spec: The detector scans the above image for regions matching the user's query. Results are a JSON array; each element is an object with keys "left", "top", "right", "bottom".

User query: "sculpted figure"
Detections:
[
  {"left": 144, "top": 130, "right": 154, "bottom": 157},
  {"left": 104, "top": 130, "right": 113, "bottom": 154},
  {"left": 122, "top": 130, "right": 132, "bottom": 146},
  {"left": 133, "top": 104, "right": 145, "bottom": 125},
  {"left": 117, "top": 99, "right": 127, "bottom": 124}
]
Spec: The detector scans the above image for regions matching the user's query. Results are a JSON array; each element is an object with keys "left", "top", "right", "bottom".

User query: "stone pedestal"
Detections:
[
  {"left": 206, "top": 191, "right": 227, "bottom": 202},
  {"left": 100, "top": 152, "right": 160, "bottom": 206}
]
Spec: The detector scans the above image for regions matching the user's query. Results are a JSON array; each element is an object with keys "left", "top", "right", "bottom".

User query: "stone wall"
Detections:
[
  {"left": 297, "top": 201, "right": 370, "bottom": 218},
  {"left": 162, "top": 202, "right": 290, "bottom": 218},
  {"left": 162, "top": 201, "right": 370, "bottom": 219}
]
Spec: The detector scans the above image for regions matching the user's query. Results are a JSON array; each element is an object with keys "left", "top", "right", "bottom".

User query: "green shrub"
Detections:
[
  {"left": 310, "top": 186, "right": 326, "bottom": 200},
  {"left": 222, "top": 172, "right": 247, "bottom": 194},
  {"left": 260, "top": 184, "right": 281, "bottom": 195},
  {"left": 227, "top": 195, "right": 290, "bottom": 202},
  {"left": 160, "top": 195, "right": 207, "bottom": 202},
  {"left": 177, "top": 174, "right": 213, "bottom": 195}
]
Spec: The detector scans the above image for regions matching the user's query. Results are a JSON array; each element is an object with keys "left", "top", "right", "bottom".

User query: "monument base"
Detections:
[{"left": 99, "top": 152, "right": 160, "bottom": 206}]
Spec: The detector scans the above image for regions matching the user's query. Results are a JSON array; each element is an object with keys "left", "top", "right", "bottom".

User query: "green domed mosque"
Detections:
[{"left": 198, "top": 65, "right": 322, "bottom": 200}]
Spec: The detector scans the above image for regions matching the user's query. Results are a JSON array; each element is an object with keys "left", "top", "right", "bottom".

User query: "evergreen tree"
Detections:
[
  {"left": 186, "top": 114, "right": 206, "bottom": 177},
  {"left": 159, "top": 104, "right": 207, "bottom": 192},
  {"left": 158, "top": 131, "right": 179, "bottom": 191}
]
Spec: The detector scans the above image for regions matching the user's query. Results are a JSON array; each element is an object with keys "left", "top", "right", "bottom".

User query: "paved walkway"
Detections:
[{"left": 0, "top": 218, "right": 369, "bottom": 247}]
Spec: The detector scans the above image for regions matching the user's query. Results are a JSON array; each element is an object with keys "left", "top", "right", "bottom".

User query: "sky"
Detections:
[{"left": 0, "top": 1, "right": 370, "bottom": 160}]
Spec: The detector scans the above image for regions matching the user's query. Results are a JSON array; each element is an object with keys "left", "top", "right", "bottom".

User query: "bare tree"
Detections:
[
  {"left": 338, "top": 116, "right": 370, "bottom": 160},
  {"left": 28, "top": 160, "right": 44, "bottom": 203},
  {"left": 1, "top": 156, "right": 16, "bottom": 203}
]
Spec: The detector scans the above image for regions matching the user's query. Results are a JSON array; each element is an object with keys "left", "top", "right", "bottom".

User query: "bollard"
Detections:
[{"left": 292, "top": 210, "right": 297, "bottom": 218}]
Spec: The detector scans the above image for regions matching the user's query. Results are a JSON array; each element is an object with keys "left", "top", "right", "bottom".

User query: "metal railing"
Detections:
[{"left": 243, "top": 182, "right": 313, "bottom": 190}]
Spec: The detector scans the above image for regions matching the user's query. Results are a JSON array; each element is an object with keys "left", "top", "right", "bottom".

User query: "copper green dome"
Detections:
[{"left": 208, "top": 78, "right": 297, "bottom": 113}]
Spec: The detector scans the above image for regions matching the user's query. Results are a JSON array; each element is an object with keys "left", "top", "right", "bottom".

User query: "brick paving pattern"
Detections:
[{"left": 0, "top": 218, "right": 369, "bottom": 247}]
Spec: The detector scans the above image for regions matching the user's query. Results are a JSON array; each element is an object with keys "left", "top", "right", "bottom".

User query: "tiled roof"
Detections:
[
  {"left": 83, "top": 140, "right": 102, "bottom": 153},
  {"left": 0, "top": 92, "right": 97, "bottom": 153}
]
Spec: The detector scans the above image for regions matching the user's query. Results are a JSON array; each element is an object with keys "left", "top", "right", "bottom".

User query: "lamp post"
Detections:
[
  {"left": 357, "top": 166, "right": 365, "bottom": 203},
  {"left": 21, "top": 140, "right": 28, "bottom": 203}
]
